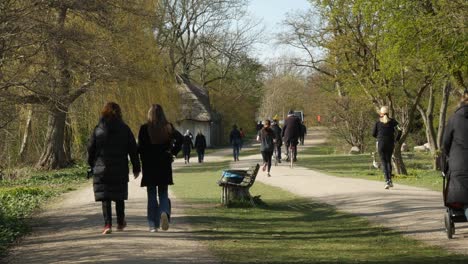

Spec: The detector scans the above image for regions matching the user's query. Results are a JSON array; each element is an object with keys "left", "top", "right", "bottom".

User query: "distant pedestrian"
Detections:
[
  {"left": 194, "top": 131, "right": 207, "bottom": 163},
  {"left": 138, "top": 104, "right": 183, "bottom": 232},
  {"left": 443, "top": 89, "right": 468, "bottom": 219},
  {"left": 271, "top": 118, "right": 283, "bottom": 163},
  {"left": 87, "top": 102, "right": 141, "bottom": 235},
  {"left": 239, "top": 127, "right": 246, "bottom": 150},
  {"left": 372, "top": 106, "right": 401, "bottom": 189},
  {"left": 230, "top": 125, "right": 242, "bottom": 161},
  {"left": 282, "top": 110, "right": 301, "bottom": 162},
  {"left": 299, "top": 121, "right": 307, "bottom": 145},
  {"left": 257, "top": 119, "right": 275, "bottom": 177},
  {"left": 182, "top": 130, "right": 194, "bottom": 164}
]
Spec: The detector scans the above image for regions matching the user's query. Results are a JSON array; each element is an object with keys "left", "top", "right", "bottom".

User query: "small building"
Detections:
[{"left": 174, "top": 76, "right": 221, "bottom": 147}]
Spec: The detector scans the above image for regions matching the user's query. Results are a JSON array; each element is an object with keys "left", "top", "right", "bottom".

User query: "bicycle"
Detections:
[{"left": 288, "top": 144, "right": 296, "bottom": 169}]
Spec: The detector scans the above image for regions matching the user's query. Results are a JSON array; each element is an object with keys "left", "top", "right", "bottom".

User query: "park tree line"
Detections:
[
  {"left": 0, "top": 0, "right": 263, "bottom": 171},
  {"left": 260, "top": 0, "right": 466, "bottom": 174}
]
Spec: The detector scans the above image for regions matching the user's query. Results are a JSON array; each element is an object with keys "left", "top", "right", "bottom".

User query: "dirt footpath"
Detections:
[
  {"left": 231, "top": 128, "right": 468, "bottom": 255},
  {"left": 5, "top": 172, "right": 219, "bottom": 264}
]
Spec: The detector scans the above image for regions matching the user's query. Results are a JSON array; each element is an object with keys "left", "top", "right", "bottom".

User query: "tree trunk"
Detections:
[
  {"left": 19, "top": 106, "right": 33, "bottom": 162},
  {"left": 393, "top": 142, "right": 408, "bottom": 175},
  {"left": 36, "top": 106, "right": 71, "bottom": 169},
  {"left": 417, "top": 85, "right": 439, "bottom": 170},
  {"left": 63, "top": 116, "right": 73, "bottom": 162},
  {"left": 437, "top": 80, "right": 452, "bottom": 151}
]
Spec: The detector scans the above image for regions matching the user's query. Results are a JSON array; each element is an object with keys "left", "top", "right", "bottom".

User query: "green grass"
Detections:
[
  {"left": 172, "top": 161, "right": 467, "bottom": 263},
  {"left": 0, "top": 165, "right": 88, "bottom": 256},
  {"left": 297, "top": 145, "right": 443, "bottom": 191}
]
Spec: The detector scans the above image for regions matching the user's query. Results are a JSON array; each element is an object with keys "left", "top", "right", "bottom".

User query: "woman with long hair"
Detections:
[
  {"left": 138, "top": 104, "right": 178, "bottom": 232},
  {"left": 88, "top": 102, "right": 140, "bottom": 234},
  {"left": 443, "top": 89, "right": 468, "bottom": 219},
  {"left": 372, "top": 106, "right": 401, "bottom": 189},
  {"left": 257, "top": 119, "right": 275, "bottom": 177}
]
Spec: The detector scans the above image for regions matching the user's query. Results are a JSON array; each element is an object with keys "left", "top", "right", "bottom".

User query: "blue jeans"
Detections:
[
  {"left": 232, "top": 144, "right": 240, "bottom": 160},
  {"left": 147, "top": 185, "right": 170, "bottom": 229}
]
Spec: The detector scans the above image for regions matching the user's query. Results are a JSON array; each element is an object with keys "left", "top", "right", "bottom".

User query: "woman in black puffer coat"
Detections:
[
  {"left": 88, "top": 102, "right": 140, "bottom": 234},
  {"left": 443, "top": 90, "right": 468, "bottom": 218}
]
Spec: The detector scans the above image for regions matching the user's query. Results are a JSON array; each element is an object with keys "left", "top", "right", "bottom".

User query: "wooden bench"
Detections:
[{"left": 217, "top": 164, "right": 260, "bottom": 206}]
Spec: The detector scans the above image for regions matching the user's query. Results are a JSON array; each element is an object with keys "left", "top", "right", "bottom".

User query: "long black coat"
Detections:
[
  {"left": 138, "top": 123, "right": 174, "bottom": 187},
  {"left": 443, "top": 104, "right": 468, "bottom": 204},
  {"left": 87, "top": 118, "right": 140, "bottom": 201},
  {"left": 194, "top": 134, "right": 207, "bottom": 151},
  {"left": 282, "top": 115, "right": 301, "bottom": 142},
  {"left": 182, "top": 135, "right": 194, "bottom": 154}
]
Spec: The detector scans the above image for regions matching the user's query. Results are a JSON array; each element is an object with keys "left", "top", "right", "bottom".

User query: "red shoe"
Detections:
[
  {"left": 102, "top": 224, "right": 112, "bottom": 235},
  {"left": 117, "top": 221, "right": 127, "bottom": 231}
]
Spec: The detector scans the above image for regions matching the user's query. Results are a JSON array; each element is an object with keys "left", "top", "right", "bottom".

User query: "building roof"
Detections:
[{"left": 176, "top": 75, "right": 212, "bottom": 122}]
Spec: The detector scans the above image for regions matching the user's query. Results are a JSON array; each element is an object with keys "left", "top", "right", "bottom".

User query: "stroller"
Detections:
[{"left": 442, "top": 153, "right": 468, "bottom": 239}]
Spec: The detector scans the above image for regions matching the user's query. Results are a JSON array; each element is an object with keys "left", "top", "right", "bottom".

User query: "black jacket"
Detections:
[
  {"left": 230, "top": 129, "right": 241, "bottom": 146},
  {"left": 258, "top": 127, "right": 275, "bottom": 152},
  {"left": 271, "top": 124, "right": 282, "bottom": 147},
  {"left": 282, "top": 115, "right": 301, "bottom": 142},
  {"left": 87, "top": 118, "right": 140, "bottom": 201},
  {"left": 372, "top": 118, "right": 400, "bottom": 145},
  {"left": 443, "top": 104, "right": 468, "bottom": 204},
  {"left": 195, "top": 134, "right": 207, "bottom": 150},
  {"left": 138, "top": 123, "right": 179, "bottom": 187}
]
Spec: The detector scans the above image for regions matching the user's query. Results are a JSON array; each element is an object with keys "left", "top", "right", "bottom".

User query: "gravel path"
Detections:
[{"left": 231, "top": 128, "right": 468, "bottom": 255}]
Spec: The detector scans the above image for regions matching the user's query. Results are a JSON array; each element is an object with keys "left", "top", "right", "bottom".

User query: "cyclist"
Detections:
[
  {"left": 271, "top": 117, "right": 283, "bottom": 163},
  {"left": 282, "top": 110, "right": 301, "bottom": 162}
]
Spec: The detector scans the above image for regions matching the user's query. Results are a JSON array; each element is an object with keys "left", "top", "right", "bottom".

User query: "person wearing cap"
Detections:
[
  {"left": 443, "top": 89, "right": 468, "bottom": 218},
  {"left": 282, "top": 110, "right": 302, "bottom": 162},
  {"left": 372, "top": 106, "right": 401, "bottom": 189}
]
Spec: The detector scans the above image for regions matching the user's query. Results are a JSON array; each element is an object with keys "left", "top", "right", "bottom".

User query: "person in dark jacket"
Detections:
[
  {"left": 282, "top": 110, "right": 301, "bottom": 162},
  {"left": 182, "top": 130, "right": 194, "bottom": 164},
  {"left": 194, "top": 131, "right": 207, "bottom": 163},
  {"left": 257, "top": 120, "right": 275, "bottom": 177},
  {"left": 299, "top": 121, "right": 307, "bottom": 145},
  {"left": 372, "top": 106, "right": 401, "bottom": 189},
  {"left": 443, "top": 90, "right": 468, "bottom": 218},
  {"left": 230, "top": 125, "right": 242, "bottom": 161},
  {"left": 138, "top": 104, "right": 182, "bottom": 232},
  {"left": 87, "top": 102, "right": 140, "bottom": 235},
  {"left": 271, "top": 118, "right": 283, "bottom": 163}
]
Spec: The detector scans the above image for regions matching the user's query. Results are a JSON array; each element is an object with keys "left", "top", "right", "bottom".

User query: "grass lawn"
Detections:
[
  {"left": 172, "top": 161, "right": 467, "bottom": 264},
  {"left": 297, "top": 145, "right": 443, "bottom": 192},
  {"left": 0, "top": 165, "right": 87, "bottom": 256}
]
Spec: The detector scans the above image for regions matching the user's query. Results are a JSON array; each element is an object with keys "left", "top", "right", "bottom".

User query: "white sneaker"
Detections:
[
  {"left": 384, "top": 184, "right": 390, "bottom": 190},
  {"left": 149, "top": 228, "right": 158, "bottom": 233},
  {"left": 161, "top": 212, "right": 169, "bottom": 231}
]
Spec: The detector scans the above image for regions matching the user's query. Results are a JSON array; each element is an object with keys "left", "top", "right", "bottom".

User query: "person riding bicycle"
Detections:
[
  {"left": 271, "top": 117, "right": 283, "bottom": 163},
  {"left": 282, "top": 110, "right": 301, "bottom": 162}
]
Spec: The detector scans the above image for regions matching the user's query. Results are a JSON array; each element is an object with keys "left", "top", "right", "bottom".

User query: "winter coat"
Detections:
[
  {"left": 138, "top": 123, "right": 180, "bottom": 187},
  {"left": 230, "top": 129, "right": 242, "bottom": 146},
  {"left": 282, "top": 115, "right": 301, "bottom": 142},
  {"left": 443, "top": 103, "right": 468, "bottom": 204},
  {"left": 87, "top": 118, "right": 140, "bottom": 201},
  {"left": 372, "top": 118, "right": 400, "bottom": 148},
  {"left": 258, "top": 127, "right": 275, "bottom": 152},
  {"left": 271, "top": 124, "right": 282, "bottom": 147},
  {"left": 182, "top": 135, "right": 194, "bottom": 154},
  {"left": 194, "top": 134, "right": 207, "bottom": 151},
  {"left": 300, "top": 124, "right": 307, "bottom": 137}
]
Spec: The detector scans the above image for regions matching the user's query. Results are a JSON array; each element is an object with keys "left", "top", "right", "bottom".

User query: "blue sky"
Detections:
[{"left": 247, "top": 0, "right": 311, "bottom": 62}]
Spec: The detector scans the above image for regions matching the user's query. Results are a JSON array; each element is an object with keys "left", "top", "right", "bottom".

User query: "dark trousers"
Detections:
[
  {"left": 232, "top": 144, "right": 240, "bottom": 160},
  {"left": 183, "top": 149, "right": 191, "bottom": 162},
  {"left": 261, "top": 151, "right": 273, "bottom": 172},
  {"left": 102, "top": 200, "right": 125, "bottom": 226},
  {"left": 275, "top": 144, "right": 282, "bottom": 160},
  {"left": 378, "top": 142, "right": 394, "bottom": 183},
  {"left": 299, "top": 136, "right": 305, "bottom": 145},
  {"left": 197, "top": 149, "right": 205, "bottom": 163}
]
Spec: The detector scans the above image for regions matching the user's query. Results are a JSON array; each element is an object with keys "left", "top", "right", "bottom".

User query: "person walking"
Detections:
[
  {"left": 194, "top": 131, "right": 207, "bottom": 163},
  {"left": 257, "top": 120, "right": 275, "bottom": 177},
  {"left": 299, "top": 121, "right": 307, "bottom": 146},
  {"left": 182, "top": 130, "right": 194, "bottom": 164},
  {"left": 138, "top": 104, "right": 182, "bottom": 232},
  {"left": 271, "top": 118, "right": 283, "bottom": 163},
  {"left": 372, "top": 106, "right": 401, "bottom": 189},
  {"left": 239, "top": 127, "right": 246, "bottom": 150},
  {"left": 87, "top": 102, "right": 140, "bottom": 235},
  {"left": 443, "top": 89, "right": 468, "bottom": 219},
  {"left": 282, "top": 110, "right": 301, "bottom": 162},
  {"left": 230, "top": 125, "right": 242, "bottom": 161}
]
